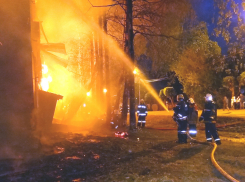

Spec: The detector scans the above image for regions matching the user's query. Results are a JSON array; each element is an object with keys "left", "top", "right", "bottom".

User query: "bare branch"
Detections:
[
  {"left": 135, "top": 31, "right": 182, "bottom": 41},
  {"left": 107, "top": 33, "right": 124, "bottom": 44},
  {"left": 87, "top": 0, "right": 119, "bottom": 8},
  {"left": 107, "top": 18, "right": 125, "bottom": 28}
]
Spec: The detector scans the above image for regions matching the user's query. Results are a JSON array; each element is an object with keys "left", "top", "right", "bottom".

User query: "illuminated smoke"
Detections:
[{"left": 33, "top": 0, "right": 168, "bottom": 129}]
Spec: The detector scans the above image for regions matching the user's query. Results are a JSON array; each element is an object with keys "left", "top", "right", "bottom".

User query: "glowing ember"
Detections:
[
  {"left": 93, "top": 154, "right": 100, "bottom": 159},
  {"left": 54, "top": 146, "right": 65, "bottom": 154},
  {"left": 115, "top": 131, "right": 128, "bottom": 137},
  {"left": 72, "top": 179, "right": 83, "bottom": 182},
  {"left": 88, "top": 139, "right": 100, "bottom": 143},
  {"left": 66, "top": 156, "right": 81, "bottom": 160}
]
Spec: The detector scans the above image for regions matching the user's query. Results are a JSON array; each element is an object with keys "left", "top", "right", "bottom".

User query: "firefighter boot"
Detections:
[
  {"left": 207, "top": 139, "right": 212, "bottom": 143},
  {"left": 137, "top": 122, "right": 141, "bottom": 128},
  {"left": 215, "top": 139, "right": 221, "bottom": 145},
  {"left": 142, "top": 123, "right": 145, "bottom": 128},
  {"left": 183, "top": 134, "right": 187, "bottom": 143},
  {"left": 190, "top": 133, "right": 196, "bottom": 137}
]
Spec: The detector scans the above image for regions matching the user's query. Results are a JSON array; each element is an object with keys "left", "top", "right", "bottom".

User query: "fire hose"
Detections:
[
  {"left": 147, "top": 121, "right": 242, "bottom": 131},
  {"left": 210, "top": 143, "right": 240, "bottom": 182},
  {"left": 187, "top": 134, "right": 240, "bottom": 182},
  {"left": 147, "top": 123, "right": 242, "bottom": 182}
]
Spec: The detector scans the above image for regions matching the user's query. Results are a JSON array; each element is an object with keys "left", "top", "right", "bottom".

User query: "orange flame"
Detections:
[{"left": 40, "top": 64, "right": 52, "bottom": 91}]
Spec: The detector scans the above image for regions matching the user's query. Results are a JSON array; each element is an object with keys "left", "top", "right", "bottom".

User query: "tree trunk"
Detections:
[
  {"left": 121, "top": 1, "right": 129, "bottom": 126},
  {"left": 90, "top": 30, "right": 95, "bottom": 115},
  {"left": 90, "top": 32, "right": 94, "bottom": 83},
  {"left": 125, "top": 0, "right": 136, "bottom": 130},
  {"left": 114, "top": 74, "right": 124, "bottom": 111},
  {"left": 104, "top": 14, "right": 111, "bottom": 122},
  {"left": 231, "top": 87, "right": 235, "bottom": 98},
  {"left": 98, "top": 16, "right": 103, "bottom": 110},
  {"left": 121, "top": 79, "right": 129, "bottom": 125},
  {"left": 94, "top": 25, "right": 99, "bottom": 102}
]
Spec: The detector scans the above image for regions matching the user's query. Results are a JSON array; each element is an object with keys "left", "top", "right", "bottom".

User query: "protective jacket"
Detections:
[
  {"left": 173, "top": 99, "right": 188, "bottom": 121},
  {"left": 173, "top": 99, "right": 188, "bottom": 143},
  {"left": 187, "top": 104, "right": 198, "bottom": 125},
  {"left": 200, "top": 101, "right": 217, "bottom": 123},
  {"left": 137, "top": 104, "right": 147, "bottom": 117},
  {"left": 137, "top": 104, "right": 147, "bottom": 127}
]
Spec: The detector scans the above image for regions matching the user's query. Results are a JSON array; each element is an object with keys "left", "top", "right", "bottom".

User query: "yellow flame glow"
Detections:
[
  {"left": 40, "top": 78, "right": 49, "bottom": 91},
  {"left": 40, "top": 64, "right": 52, "bottom": 91},
  {"left": 133, "top": 69, "right": 137, "bottom": 75},
  {"left": 42, "top": 64, "right": 48, "bottom": 74},
  {"left": 33, "top": 0, "right": 169, "bottom": 128}
]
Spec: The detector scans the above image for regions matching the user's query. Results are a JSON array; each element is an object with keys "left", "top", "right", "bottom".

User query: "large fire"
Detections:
[{"left": 31, "top": 0, "right": 168, "bottom": 128}]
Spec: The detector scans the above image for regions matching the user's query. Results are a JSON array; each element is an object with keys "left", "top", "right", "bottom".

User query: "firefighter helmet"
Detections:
[
  {"left": 205, "top": 94, "right": 213, "bottom": 101},
  {"left": 189, "top": 98, "right": 195, "bottom": 104},
  {"left": 177, "top": 94, "right": 184, "bottom": 101},
  {"left": 140, "top": 99, "right": 144, "bottom": 104}
]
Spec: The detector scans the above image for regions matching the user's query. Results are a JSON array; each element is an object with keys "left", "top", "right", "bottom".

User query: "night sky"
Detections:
[{"left": 192, "top": 0, "right": 245, "bottom": 55}]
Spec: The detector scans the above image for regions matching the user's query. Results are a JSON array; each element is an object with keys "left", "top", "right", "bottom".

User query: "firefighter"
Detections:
[
  {"left": 137, "top": 99, "right": 148, "bottom": 128},
  {"left": 173, "top": 94, "right": 188, "bottom": 143},
  {"left": 199, "top": 94, "right": 221, "bottom": 145},
  {"left": 187, "top": 98, "right": 198, "bottom": 137}
]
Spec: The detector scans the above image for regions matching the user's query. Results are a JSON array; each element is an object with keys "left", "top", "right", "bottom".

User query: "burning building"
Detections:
[
  {"left": 0, "top": 0, "right": 165, "bottom": 133},
  {"left": 0, "top": 1, "right": 33, "bottom": 134},
  {"left": 0, "top": 0, "right": 115, "bottom": 133}
]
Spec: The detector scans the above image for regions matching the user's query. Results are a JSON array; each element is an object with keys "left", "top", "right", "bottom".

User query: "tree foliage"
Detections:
[
  {"left": 107, "top": 0, "right": 193, "bottom": 79},
  {"left": 211, "top": 0, "right": 245, "bottom": 99},
  {"left": 135, "top": 0, "right": 193, "bottom": 78},
  {"left": 238, "top": 71, "right": 245, "bottom": 87},
  {"left": 223, "top": 76, "right": 235, "bottom": 97},
  {"left": 171, "top": 22, "right": 223, "bottom": 106},
  {"left": 213, "top": 0, "right": 245, "bottom": 43}
]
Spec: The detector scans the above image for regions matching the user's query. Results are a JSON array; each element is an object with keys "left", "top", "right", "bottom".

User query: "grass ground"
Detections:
[{"left": 0, "top": 110, "right": 244, "bottom": 182}]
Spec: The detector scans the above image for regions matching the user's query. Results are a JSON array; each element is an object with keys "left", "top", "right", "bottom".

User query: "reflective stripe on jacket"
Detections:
[
  {"left": 173, "top": 99, "right": 188, "bottom": 121},
  {"left": 200, "top": 101, "right": 217, "bottom": 123},
  {"left": 137, "top": 104, "right": 147, "bottom": 116}
]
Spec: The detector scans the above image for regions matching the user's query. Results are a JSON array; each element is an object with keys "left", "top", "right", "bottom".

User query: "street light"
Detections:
[{"left": 133, "top": 69, "right": 137, "bottom": 75}]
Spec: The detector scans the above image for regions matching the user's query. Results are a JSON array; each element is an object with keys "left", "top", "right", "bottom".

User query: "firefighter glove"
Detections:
[{"left": 199, "top": 117, "right": 204, "bottom": 122}]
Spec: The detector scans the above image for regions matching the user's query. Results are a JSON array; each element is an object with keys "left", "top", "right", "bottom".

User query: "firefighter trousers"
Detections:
[
  {"left": 205, "top": 123, "right": 220, "bottom": 143},
  {"left": 177, "top": 119, "right": 187, "bottom": 143},
  {"left": 138, "top": 116, "right": 146, "bottom": 127},
  {"left": 189, "top": 124, "right": 197, "bottom": 137}
]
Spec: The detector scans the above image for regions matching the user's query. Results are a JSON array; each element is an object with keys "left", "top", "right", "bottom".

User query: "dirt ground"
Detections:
[{"left": 0, "top": 110, "right": 245, "bottom": 182}]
